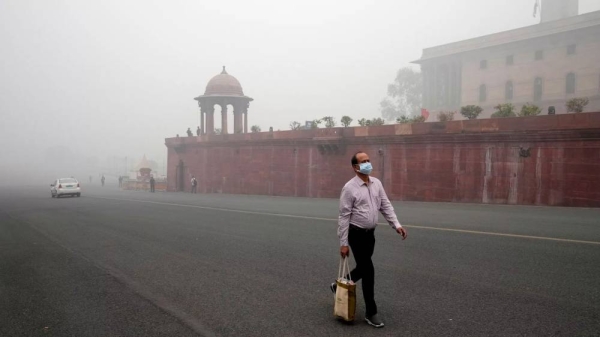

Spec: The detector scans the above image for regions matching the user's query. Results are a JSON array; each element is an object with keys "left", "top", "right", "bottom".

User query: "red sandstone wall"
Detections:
[{"left": 166, "top": 113, "right": 600, "bottom": 207}]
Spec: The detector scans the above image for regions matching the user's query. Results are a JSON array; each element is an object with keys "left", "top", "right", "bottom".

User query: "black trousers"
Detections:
[
  {"left": 150, "top": 184, "right": 155, "bottom": 192},
  {"left": 191, "top": 185, "right": 197, "bottom": 193},
  {"left": 348, "top": 225, "right": 377, "bottom": 317}
]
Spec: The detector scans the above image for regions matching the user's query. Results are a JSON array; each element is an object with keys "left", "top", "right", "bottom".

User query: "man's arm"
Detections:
[
  {"left": 378, "top": 182, "right": 407, "bottom": 239},
  {"left": 338, "top": 186, "right": 353, "bottom": 250}
]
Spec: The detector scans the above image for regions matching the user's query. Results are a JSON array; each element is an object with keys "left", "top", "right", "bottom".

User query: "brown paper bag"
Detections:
[{"left": 334, "top": 257, "right": 356, "bottom": 321}]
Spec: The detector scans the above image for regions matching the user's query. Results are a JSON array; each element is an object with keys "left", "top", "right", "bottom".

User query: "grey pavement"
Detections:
[{"left": 1, "top": 185, "right": 599, "bottom": 336}]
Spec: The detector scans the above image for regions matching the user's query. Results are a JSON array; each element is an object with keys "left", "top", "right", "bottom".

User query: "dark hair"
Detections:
[{"left": 351, "top": 151, "right": 365, "bottom": 166}]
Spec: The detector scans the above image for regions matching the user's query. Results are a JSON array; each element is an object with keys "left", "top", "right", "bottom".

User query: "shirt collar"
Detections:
[{"left": 353, "top": 175, "right": 371, "bottom": 186}]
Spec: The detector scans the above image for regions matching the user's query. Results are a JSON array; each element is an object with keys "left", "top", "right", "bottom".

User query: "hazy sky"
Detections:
[{"left": 1, "top": 0, "right": 599, "bottom": 171}]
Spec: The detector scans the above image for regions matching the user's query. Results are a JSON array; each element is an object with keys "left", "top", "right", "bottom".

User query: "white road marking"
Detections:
[{"left": 88, "top": 196, "right": 600, "bottom": 246}]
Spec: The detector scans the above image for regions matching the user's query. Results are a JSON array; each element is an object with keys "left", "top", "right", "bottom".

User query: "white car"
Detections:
[{"left": 51, "top": 178, "right": 81, "bottom": 198}]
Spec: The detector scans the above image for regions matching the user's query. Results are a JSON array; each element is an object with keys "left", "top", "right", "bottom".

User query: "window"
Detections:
[
  {"left": 566, "top": 73, "right": 576, "bottom": 94},
  {"left": 480, "top": 60, "right": 487, "bottom": 69},
  {"left": 567, "top": 44, "right": 577, "bottom": 55},
  {"left": 479, "top": 84, "right": 487, "bottom": 102},
  {"left": 535, "top": 50, "right": 544, "bottom": 60},
  {"left": 534, "top": 77, "right": 543, "bottom": 101},
  {"left": 505, "top": 81, "right": 514, "bottom": 100},
  {"left": 506, "top": 55, "right": 514, "bottom": 65}
]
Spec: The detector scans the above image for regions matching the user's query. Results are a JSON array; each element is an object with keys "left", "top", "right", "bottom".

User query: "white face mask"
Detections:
[{"left": 357, "top": 162, "right": 373, "bottom": 175}]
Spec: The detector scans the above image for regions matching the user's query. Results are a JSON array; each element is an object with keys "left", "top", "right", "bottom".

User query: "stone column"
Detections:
[
  {"left": 455, "top": 62, "right": 460, "bottom": 108},
  {"left": 200, "top": 111, "right": 205, "bottom": 135},
  {"left": 221, "top": 104, "right": 228, "bottom": 134},
  {"left": 244, "top": 111, "right": 248, "bottom": 133},
  {"left": 206, "top": 105, "right": 215, "bottom": 134},
  {"left": 449, "top": 63, "right": 455, "bottom": 108},
  {"left": 447, "top": 65, "right": 451, "bottom": 108},
  {"left": 422, "top": 66, "right": 429, "bottom": 109},
  {"left": 432, "top": 64, "right": 438, "bottom": 109}
]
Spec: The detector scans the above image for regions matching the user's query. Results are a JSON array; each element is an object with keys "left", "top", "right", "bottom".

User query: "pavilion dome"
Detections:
[
  {"left": 204, "top": 66, "right": 244, "bottom": 96},
  {"left": 137, "top": 155, "right": 151, "bottom": 170}
]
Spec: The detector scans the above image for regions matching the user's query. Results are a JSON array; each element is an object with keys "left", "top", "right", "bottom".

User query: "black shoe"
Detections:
[
  {"left": 330, "top": 282, "right": 337, "bottom": 294},
  {"left": 365, "top": 314, "right": 384, "bottom": 328}
]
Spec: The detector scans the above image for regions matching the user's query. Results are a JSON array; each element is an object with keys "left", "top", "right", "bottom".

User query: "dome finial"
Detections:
[{"left": 221, "top": 66, "right": 227, "bottom": 74}]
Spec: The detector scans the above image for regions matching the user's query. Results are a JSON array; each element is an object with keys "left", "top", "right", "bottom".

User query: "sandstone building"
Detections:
[{"left": 413, "top": 0, "right": 600, "bottom": 117}]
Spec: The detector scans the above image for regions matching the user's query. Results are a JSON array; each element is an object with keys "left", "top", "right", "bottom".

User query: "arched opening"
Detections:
[
  {"left": 479, "top": 84, "right": 487, "bottom": 102},
  {"left": 213, "top": 104, "right": 223, "bottom": 135},
  {"left": 534, "top": 77, "right": 543, "bottom": 102},
  {"left": 505, "top": 81, "right": 513, "bottom": 100},
  {"left": 438, "top": 65, "right": 449, "bottom": 107},
  {"left": 566, "top": 73, "right": 576, "bottom": 94},
  {"left": 227, "top": 104, "right": 235, "bottom": 134}
]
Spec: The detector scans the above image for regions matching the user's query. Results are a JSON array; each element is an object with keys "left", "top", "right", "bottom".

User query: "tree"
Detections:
[
  {"left": 380, "top": 67, "right": 423, "bottom": 121},
  {"left": 518, "top": 103, "right": 541, "bottom": 117},
  {"left": 566, "top": 97, "right": 589, "bottom": 113},
  {"left": 250, "top": 125, "right": 261, "bottom": 133},
  {"left": 321, "top": 116, "right": 336, "bottom": 128},
  {"left": 460, "top": 105, "right": 483, "bottom": 120},
  {"left": 310, "top": 119, "right": 322, "bottom": 129},
  {"left": 340, "top": 116, "right": 353, "bottom": 127},
  {"left": 437, "top": 111, "right": 455, "bottom": 122},
  {"left": 289, "top": 121, "right": 301, "bottom": 130},
  {"left": 491, "top": 104, "right": 516, "bottom": 118},
  {"left": 396, "top": 115, "right": 410, "bottom": 124},
  {"left": 412, "top": 115, "right": 426, "bottom": 123},
  {"left": 369, "top": 117, "right": 385, "bottom": 126},
  {"left": 357, "top": 118, "right": 368, "bottom": 126}
]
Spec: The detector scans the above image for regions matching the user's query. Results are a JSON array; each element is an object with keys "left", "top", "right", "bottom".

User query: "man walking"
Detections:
[
  {"left": 191, "top": 176, "right": 197, "bottom": 194},
  {"left": 332, "top": 151, "right": 407, "bottom": 328}
]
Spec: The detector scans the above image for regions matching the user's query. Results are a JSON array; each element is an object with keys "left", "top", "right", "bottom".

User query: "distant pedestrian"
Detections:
[
  {"left": 101, "top": 175, "right": 105, "bottom": 187},
  {"left": 187, "top": 128, "right": 193, "bottom": 137},
  {"left": 89, "top": 176, "right": 92, "bottom": 183},
  {"left": 191, "top": 176, "right": 197, "bottom": 194},
  {"left": 118, "top": 176, "right": 123, "bottom": 187},
  {"left": 331, "top": 151, "right": 407, "bottom": 328},
  {"left": 196, "top": 126, "right": 201, "bottom": 136},
  {"left": 150, "top": 176, "right": 155, "bottom": 193}
]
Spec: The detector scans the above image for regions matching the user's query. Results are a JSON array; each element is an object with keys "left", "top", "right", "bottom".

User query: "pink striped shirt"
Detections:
[{"left": 338, "top": 176, "right": 402, "bottom": 246}]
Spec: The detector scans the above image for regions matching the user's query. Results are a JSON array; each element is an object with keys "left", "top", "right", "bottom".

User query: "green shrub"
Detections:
[
  {"left": 437, "top": 111, "right": 456, "bottom": 122},
  {"left": 368, "top": 118, "right": 386, "bottom": 126},
  {"left": 411, "top": 115, "right": 426, "bottom": 123},
  {"left": 491, "top": 104, "right": 516, "bottom": 118},
  {"left": 518, "top": 103, "right": 542, "bottom": 117},
  {"left": 460, "top": 105, "right": 483, "bottom": 120},
  {"left": 396, "top": 115, "right": 425, "bottom": 124},
  {"left": 566, "top": 97, "right": 589, "bottom": 113}
]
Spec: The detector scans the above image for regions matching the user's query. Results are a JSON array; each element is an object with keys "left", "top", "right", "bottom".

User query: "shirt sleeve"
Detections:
[
  {"left": 378, "top": 181, "right": 402, "bottom": 229},
  {"left": 338, "top": 186, "right": 353, "bottom": 246}
]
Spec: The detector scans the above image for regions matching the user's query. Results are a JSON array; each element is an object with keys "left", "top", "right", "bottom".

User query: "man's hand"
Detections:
[
  {"left": 340, "top": 246, "right": 350, "bottom": 257},
  {"left": 396, "top": 227, "right": 408, "bottom": 240}
]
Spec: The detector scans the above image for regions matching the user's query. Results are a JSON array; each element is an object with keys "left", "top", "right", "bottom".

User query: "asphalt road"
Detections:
[{"left": 1, "top": 185, "right": 599, "bottom": 336}]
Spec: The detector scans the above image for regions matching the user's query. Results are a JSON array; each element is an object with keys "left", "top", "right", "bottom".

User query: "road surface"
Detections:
[{"left": 1, "top": 185, "right": 599, "bottom": 336}]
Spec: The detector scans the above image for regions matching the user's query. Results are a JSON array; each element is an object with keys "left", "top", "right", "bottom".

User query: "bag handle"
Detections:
[{"left": 338, "top": 256, "right": 351, "bottom": 281}]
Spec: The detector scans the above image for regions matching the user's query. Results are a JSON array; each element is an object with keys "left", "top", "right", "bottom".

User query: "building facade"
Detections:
[{"left": 413, "top": 4, "right": 600, "bottom": 118}]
